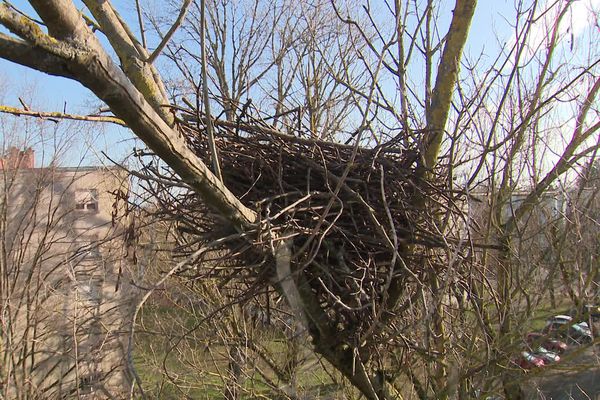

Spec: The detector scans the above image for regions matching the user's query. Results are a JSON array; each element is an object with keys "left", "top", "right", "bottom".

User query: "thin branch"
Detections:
[
  {"left": 134, "top": 0, "right": 147, "bottom": 49},
  {"left": 146, "top": 0, "right": 192, "bottom": 64},
  {"left": 200, "top": 0, "right": 222, "bottom": 180},
  {"left": 0, "top": 105, "right": 127, "bottom": 126}
]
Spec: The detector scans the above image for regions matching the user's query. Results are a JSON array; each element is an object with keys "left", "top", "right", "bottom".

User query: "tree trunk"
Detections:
[{"left": 224, "top": 344, "right": 244, "bottom": 400}]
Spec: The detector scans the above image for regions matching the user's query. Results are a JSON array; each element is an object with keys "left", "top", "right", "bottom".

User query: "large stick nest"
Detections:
[{"left": 140, "top": 106, "right": 453, "bottom": 348}]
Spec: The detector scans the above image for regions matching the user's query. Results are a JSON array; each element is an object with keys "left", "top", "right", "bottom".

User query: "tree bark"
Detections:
[{"left": 421, "top": 0, "right": 477, "bottom": 172}]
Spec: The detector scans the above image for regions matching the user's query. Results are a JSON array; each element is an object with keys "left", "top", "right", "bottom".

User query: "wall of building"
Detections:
[{"left": 0, "top": 164, "right": 135, "bottom": 399}]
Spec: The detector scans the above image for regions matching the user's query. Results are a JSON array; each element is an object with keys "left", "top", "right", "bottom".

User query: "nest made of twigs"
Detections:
[{"left": 140, "top": 106, "right": 451, "bottom": 348}]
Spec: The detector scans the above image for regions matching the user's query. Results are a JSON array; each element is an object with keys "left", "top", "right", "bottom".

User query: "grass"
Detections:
[
  {"left": 132, "top": 295, "right": 584, "bottom": 399},
  {"left": 526, "top": 300, "right": 573, "bottom": 332},
  {"left": 133, "top": 301, "right": 344, "bottom": 399}
]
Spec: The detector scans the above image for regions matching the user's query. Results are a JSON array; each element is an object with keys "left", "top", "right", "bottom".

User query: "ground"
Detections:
[{"left": 526, "top": 345, "right": 600, "bottom": 399}]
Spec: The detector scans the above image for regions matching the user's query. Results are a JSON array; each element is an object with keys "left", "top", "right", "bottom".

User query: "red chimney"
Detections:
[{"left": 0, "top": 147, "right": 35, "bottom": 170}]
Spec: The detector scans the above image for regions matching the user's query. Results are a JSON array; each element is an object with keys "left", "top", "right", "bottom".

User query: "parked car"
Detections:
[
  {"left": 583, "top": 304, "right": 600, "bottom": 321},
  {"left": 543, "top": 315, "right": 573, "bottom": 334},
  {"left": 525, "top": 332, "right": 567, "bottom": 353},
  {"left": 532, "top": 346, "right": 560, "bottom": 363},
  {"left": 542, "top": 315, "right": 593, "bottom": 345},
  {"left": 516, "top": 351, "right": 545, "bottom": 369},
  {"left": 568, "top": 305, "right": 600, "bottom": 319},
  {"left": 567, "top": 322, "right": 593, "bottom": 345}
]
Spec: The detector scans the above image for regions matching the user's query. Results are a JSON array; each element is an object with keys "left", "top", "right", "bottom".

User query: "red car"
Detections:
[
  {"left": 533, "top": 346, "right": 560, "bottom": 364},
  {"left": 526, "top": 332, "right": 568, "bottom": 353},
  {"left": 516, "top": 351, "right": 545, "bottom": 369}
]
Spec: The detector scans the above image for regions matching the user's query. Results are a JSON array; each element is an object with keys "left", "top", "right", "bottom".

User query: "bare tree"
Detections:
[
  {"left": 1, "top": 1, "right": 599, "bottom": 400},
  {"left": 0, "top": 116, "right": 133, "bottom": 398}
]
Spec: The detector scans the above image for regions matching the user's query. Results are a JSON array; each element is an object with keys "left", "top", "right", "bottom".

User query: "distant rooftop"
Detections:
[{"left": 1, "top": 147, "right": 120, "bottom": 172}]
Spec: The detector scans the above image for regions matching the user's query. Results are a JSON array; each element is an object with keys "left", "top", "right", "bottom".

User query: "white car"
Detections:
[
  {"left": 543, "top": 315, "right": 573, "bottom": 334},
  {"left": 569, "top": 322, "right": 593, "bottom": 344},
  {"left": 533, "top": 346, "right": 560, "bottom": 363}
]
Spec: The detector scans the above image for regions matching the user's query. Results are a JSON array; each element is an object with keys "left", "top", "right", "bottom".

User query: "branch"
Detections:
[
  {"left": 28, "top": 0, "right": 88, "bottom": 40},
  {"left": 0, "top": 1, "right": 257, "bottom": 231},
  {"left": 146, "top": 0, "right": 192, "bottom": 64},
  {"left": 503, "top": 78, "right": 600, "bottom": 234},
  {"left": 0, "top": 105, "right": 127, "bottom": 126},
  {"left": 0, "top": 4, "right": 83, "bottom": 60},
  {"left": 0, "top": 33, "right": 74, "bottom": 79},
  {"left": 422, "top": 0, "right": 477, "bottom": 171},
  {"left": 199, "top": 0, "right": 222, "bottom": 180},
  {"left": 134, "top": 0, "right": 147, "bottom": 49},
  {"left": 81, "top": 0, "right": 172, "bottom": 123}
]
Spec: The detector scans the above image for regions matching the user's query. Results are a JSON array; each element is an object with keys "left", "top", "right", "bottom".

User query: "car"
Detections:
[
  {"left": 567, "top": 322, "right": 593, "bottom": 345},
  {"left": 542, "top": 315, "right": 593, "bottom": 345},
  {"left": 525, "top": 332, "right": 567, "bottom": 353},
  {"left": 583, "top": 304, "right": 600, "bottom": 321},
  {"left": 532, "top": 346, "right": 560, "bottom": 363},
  {"left": 569, "top": 305, "right": 600, "bottom": 320},
  {"left": 543, "top": 315, "right": 573, "bottom": 334},
  {"left": 516, "top": 351, "right": 545, "bottom": 369}
]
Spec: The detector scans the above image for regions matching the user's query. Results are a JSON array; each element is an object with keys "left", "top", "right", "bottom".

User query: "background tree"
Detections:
[
  {"left": 0, "top": 0, "right": 598, "bottom": 399},
  {"left": 0, "top": 111, "right": 133, "bottom": 398}
]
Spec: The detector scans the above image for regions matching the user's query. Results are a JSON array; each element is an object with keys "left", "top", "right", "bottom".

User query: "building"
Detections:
[
  {"left": 0, "top": 147, "right": 134, "bottom": 399},
  {"left": 465, "top": 186, "right": 599, "bottom": 304}
]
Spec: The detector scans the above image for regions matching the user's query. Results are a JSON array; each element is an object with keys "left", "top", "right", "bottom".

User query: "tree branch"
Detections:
[
  {"left": 199, "top": 0, "right": 222, "bottom": 180},
  {"left": 0, "top": 4, "right": 83, "bottom": 60},
  {"left": 146, "top": 0, "right": 192, "bottom": 64},
  {"left": 134, "top": 0, "right": 147, "bottom": 49},
  {"left": 0, "top": 105, "right": 127, "bottom": 126},
  {"left": 28, "top": 0, "right": 88, "bottom": 41},
  {"left": 2, "top": 0, "right": 256, "bottom": 230},
  {"left": 503, "top": 77, "right": 600, "bottom": 234},
  {"left": 81, "top": 0, "right": 171, "bottom": 123},
  {"left": 422, "top": 0, "right": 477, "bottom": 171},
  {"left": 0, "top": 33, "right": 73, "bottom": 79}
]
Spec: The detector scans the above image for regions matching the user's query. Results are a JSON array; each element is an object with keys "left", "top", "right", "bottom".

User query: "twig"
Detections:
[
  {"left": 0, "top": 105, "right": 126, "bottom": 126},
  {"left": 134, "top": 0, "right": 147, "bottom": 49},
  {"left": 146, "top": 0, "right": 192, "bottom": 64},
  {"left": 199, "top": 0, "right": 222, "bottom": 180}
]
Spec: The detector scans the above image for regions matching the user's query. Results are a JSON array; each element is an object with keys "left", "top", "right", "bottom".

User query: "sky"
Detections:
[
  {"left": 0, "top": 61, "right": 136, "bottom": 167},
  {"left": 0, "top": 1, "right": 512, "bottom": 115},
  {"left": 0, "top": 0, "right": 138, "bottom": 167},
  {"left": 0, "top": 0, "right": 598, "bottom": 168}
]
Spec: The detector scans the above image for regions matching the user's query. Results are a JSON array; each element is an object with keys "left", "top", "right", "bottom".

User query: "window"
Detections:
[
  {"left": 78, "top": 372, "right": 102, "bottom": 394},
  {"left": 75, "top": 189, "right": 98, "bottom": 212},
  {"left": 79, "top": 276, "right": 102, "bottom": 300},
  {"left": 73, "top": 235, "right": 102, "bottom": 261}
]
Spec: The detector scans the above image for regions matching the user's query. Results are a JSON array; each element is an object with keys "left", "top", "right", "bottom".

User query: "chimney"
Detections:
[{"left": 0, "top": 147, "right": 35, "bottom": 170}]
